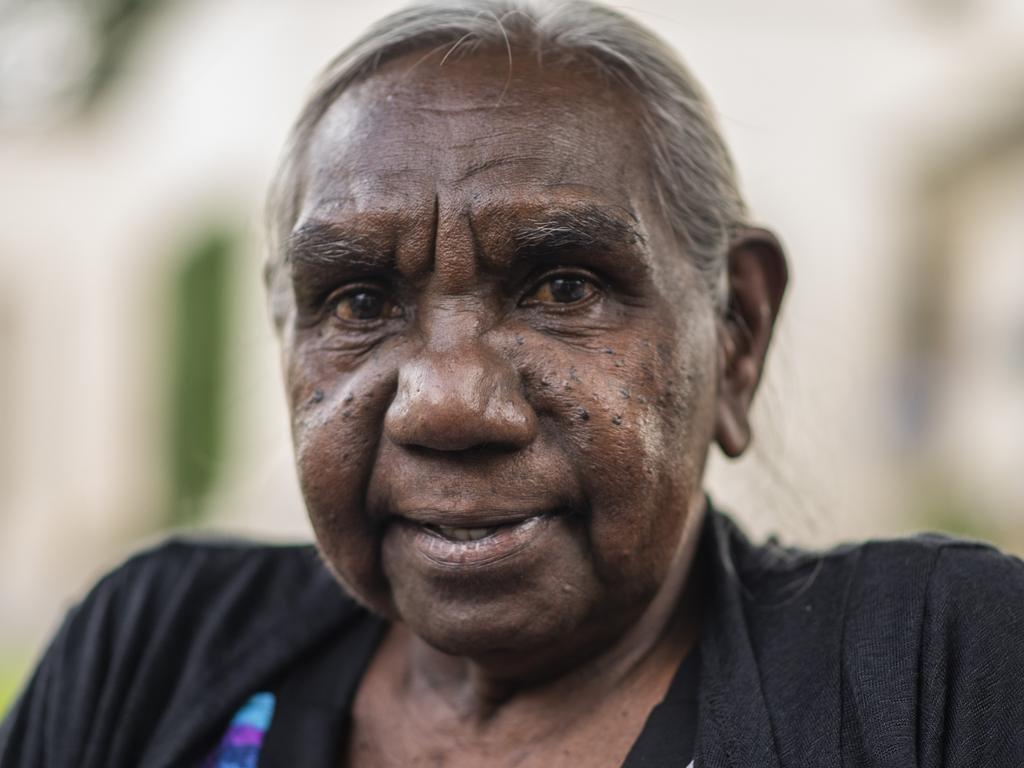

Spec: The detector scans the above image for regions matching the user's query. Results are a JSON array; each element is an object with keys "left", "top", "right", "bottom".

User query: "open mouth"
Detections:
[
  {"left": 413, "top": 506, "right": 573, "bottom": 542},
  {"left": 388, "top": 508, "right": 575, "bottom": 568},
  {"left": 422, "top": 521, "right": 521, "bottom": 542}
]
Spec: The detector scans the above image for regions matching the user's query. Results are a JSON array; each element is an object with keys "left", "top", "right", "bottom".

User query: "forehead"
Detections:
[{"left": 296, "top": 48, "right": 656, "bottom": 225}]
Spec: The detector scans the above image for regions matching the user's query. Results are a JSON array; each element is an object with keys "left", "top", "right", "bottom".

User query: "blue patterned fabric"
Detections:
[{"left": 202, "top": 693, "right": 275, "bottom": 768}]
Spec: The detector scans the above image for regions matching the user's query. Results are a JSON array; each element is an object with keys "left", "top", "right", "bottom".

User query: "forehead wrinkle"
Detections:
[
  {"left": 447, "top": 129, "right": 523, "bottom": 150},
  {"left": 455, "top": 155, "right": 550, "bottom": 183},
  {"left": 321, "top": 63, "right": 630, "bottom": 170},
  {"left": 407, "top": 102, "right": 532, "bottom": 115}
]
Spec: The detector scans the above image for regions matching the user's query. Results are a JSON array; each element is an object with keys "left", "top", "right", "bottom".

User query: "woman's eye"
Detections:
[
  {"left": 331, "top": 289, "right": 399, "bottom": 323},
  {"left": 525, "top": 275, "right": 597, "bottom": 305}
]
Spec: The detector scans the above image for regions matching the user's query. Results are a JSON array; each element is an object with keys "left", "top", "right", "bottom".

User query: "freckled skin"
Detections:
[
  {"left": 286, "top": 51, "right": 710, "bottom": 650},
  {"left": 277, "top": 46, "right": 786, "bottom": 768}
]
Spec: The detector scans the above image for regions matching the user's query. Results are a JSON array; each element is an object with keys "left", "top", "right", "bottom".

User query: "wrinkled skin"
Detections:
[{"left": 277, "top": 45, "right": 785, "bottom": 766}]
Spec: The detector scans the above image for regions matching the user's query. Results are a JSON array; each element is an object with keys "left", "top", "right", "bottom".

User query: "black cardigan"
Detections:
[{"left": 2, "top": 508, "right": 1023, "bottom": 767}]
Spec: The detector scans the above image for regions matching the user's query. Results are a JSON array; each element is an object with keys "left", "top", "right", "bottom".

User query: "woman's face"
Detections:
[{"left": 279, "top": 49, "right": 723, "bottom": 663}]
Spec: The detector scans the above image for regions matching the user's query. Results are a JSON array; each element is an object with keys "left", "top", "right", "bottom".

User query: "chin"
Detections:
[{"left": 398, "top": 583, "right": 598, "bottom": 660}]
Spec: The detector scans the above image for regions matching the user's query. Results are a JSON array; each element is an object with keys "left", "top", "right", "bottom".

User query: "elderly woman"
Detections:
[{"left": 3, "top": 1, "right": 1023, "bottom": 766}]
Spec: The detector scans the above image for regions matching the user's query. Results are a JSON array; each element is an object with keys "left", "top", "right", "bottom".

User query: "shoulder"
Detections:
[
  {"left": 923, "top": 537, "right": 1024, "bottom": 611},
  {"left": 916, "top": 539, "right": 1024, "bottom": 686},
  {"left": 1, "top": 536, "right": 364, "bottom": 767},
  {"left": 827, "top": 532, "right": 1024, "bottom": 653},
  {"left": 63, "top": 536, "right": 339, "bottom": 651},
  {"left": 723, "top": 506, "right": 1023, "bottom": 614},
  {"left": 65, "top": 534, "right": 364, "bottom": 690},
  {"left": 799, "top": 527, "right": 1022, "bottom": 755},
  {"left": 915, "top": 542, "right": 1024, "bottom": 760},
  {"left": 718, "top": 514, "right": 1024, "bottom": 760},
  {"left": 718, "top": 508, "right": 1023, "bottom": 661},
  {"left": 93, "top": 534, "right": 332, "bottom": 611},
  {"left": 830, "top": 531, "right": 1024, "bottom": 626}
]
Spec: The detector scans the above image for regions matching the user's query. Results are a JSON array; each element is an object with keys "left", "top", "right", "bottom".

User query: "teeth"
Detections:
[{"left": 435, "top": 525, "right": 495, "bottom": 542}]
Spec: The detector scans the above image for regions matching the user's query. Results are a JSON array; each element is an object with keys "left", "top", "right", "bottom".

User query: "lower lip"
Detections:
[{"left": 395, "top": 515, "right": 554, "bottom": 568}]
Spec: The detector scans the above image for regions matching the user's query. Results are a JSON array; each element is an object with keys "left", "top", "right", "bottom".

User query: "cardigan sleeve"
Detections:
[{"left": 918, "top": 543, "right": 1024, "bottom": 767}]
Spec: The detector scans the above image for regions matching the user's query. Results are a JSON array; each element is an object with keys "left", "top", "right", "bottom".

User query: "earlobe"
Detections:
[
  {"left": 715, "top": 398, "right": 751, "bottom": 458},
  {"left": 713, "top": 227, "right": 788, "bottom": 458}
]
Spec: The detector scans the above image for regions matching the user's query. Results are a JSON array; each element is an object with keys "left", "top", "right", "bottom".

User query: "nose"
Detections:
[{"left": 384, "top": 343, "right": 538, "bottom": 453}]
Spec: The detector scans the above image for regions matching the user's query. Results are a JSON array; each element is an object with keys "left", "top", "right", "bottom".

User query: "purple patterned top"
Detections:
[{"left": 202, "top": 692, "right": 276, "bottom": 768}]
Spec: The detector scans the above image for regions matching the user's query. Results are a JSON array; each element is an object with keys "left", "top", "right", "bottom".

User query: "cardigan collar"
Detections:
[{"left": 695, "top": 509, "right": 782, "bottom": 767}]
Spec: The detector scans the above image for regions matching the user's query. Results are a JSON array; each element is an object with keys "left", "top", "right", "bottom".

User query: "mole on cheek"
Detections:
[{"left": 656, "top": 379, "right": 681, "bottom": 410}]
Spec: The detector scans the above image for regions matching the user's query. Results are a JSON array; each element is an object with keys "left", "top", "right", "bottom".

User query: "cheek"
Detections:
[
  {"left": 286, "top": 347, "right": 399, "bottom": 613},
  {"left": 535, "top": 313, "right": 717, "bottom": 586}
]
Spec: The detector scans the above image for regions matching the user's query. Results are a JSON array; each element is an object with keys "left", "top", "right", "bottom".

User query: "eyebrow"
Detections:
[
  {"left": 510, "top": 205, "right": 646, "bottom": 258},
  {"left": 285, "top": 221, "right": 394, "bottom": 273},
  {"left": 285, "top": 204, "right": 648, "bottom": 278}
]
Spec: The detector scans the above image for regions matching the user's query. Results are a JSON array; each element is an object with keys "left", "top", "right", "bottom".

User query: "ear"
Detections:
[{"left": 714, "top": 227, "right": 788, "bottom": 458}]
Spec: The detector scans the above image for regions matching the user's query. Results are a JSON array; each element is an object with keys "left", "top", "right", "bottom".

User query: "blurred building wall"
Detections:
[{"left": 0, "top": 0, "right": 1022, "bottom": 699}]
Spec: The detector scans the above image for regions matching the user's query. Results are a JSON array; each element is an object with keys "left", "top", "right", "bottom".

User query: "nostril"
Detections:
[
  {"left": 386, "top": 396, "right": 537, "bottom": 453},
  {"left": 385, "top": 356, "right": 537, "bottom": 453},
  {"left": 404, "top": 441, "right": 526, "bottom": 462}
]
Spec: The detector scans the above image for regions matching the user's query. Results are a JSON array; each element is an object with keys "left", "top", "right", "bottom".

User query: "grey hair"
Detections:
[{"left": 265, "top": 0, "right": 748, "bottom": 324}]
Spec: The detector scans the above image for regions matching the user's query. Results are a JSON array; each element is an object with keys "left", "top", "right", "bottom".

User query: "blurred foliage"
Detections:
[
  {"left": 166, "top": 225, "right": 239, "bottom": 527},
  {"left": 917, "top": 492, "right": 993, "bottom": 542},
  {"left": 912, "top": 474, "right": 1021, "bottom": 555},
  {"left": 0, "top": 0, "right": 170, "bottom": 120},
  {"left": 82, "top": 0, "right": 170, "bottom": 109},
  {"left": 0, "top": 648, "right": 31, "bottom": 719}
]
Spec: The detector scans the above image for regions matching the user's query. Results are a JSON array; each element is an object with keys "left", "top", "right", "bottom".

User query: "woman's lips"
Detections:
[{"left": 392, "top": 513, "right": 554, "bottom": 567}]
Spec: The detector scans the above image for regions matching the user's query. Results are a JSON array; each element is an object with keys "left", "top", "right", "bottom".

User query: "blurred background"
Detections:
[{"left": 1, "top": 0, "right": 1022, "bottom": 711}]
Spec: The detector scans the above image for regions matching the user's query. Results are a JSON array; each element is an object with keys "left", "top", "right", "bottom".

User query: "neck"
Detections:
[{"left": 394, "top": 497, "right": 707, "bottom": 724}]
